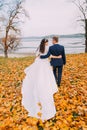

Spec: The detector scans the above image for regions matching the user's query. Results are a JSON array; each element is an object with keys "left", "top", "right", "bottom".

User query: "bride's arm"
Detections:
[{"left": 50, "top": 55, "right": 62, "bottom": 59}]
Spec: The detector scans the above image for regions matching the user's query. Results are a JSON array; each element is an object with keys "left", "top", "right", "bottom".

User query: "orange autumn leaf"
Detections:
[{"left": 37, "top": 112, "right": 42, "bottom": 118}]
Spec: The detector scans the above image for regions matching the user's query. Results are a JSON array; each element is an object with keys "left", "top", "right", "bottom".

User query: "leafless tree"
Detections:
[
  {"left": 0, "top": 0, "right": 4, "bottom": 8},
  {"left": 1, "top": 35, "right": 20, "bottom": 51},
  {"left": 72, "top": 0, "right": 87, "bottom": 53},
  {"left": 0, "top": 0, "right": 29, "bottom": 58}
]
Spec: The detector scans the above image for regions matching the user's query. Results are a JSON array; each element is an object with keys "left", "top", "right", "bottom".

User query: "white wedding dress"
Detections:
[{"left": 22, "top": 47, "right": 58, "bottom": 121}]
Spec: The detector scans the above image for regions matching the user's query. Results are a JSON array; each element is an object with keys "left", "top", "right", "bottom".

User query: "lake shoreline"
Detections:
[
  {"left": 0, "top": 52, "right": 85, "bottom": 58},
  {"left": 0, "top": 53, "right": 36, "bottom": 58}
]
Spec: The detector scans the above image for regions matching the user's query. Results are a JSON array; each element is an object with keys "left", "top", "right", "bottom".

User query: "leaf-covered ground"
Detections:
[{"left": 0, "top": 54, "right": 87, "bottom": 130}]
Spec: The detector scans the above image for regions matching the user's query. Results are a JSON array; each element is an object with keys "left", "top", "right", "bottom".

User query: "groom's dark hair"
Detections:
[{"left": 53, "top": 36, "right": 58, "bottom": 43}]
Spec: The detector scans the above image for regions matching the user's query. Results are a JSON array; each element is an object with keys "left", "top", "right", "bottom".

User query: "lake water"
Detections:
[
  {"left": 15, "top": 36, "right": 85, "bottom": 54},
  {"left": 0, "top": 35, "right": 85, "bottom": 55}
]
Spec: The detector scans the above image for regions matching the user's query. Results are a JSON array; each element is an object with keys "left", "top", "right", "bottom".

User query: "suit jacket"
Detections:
[{"left": 40, "top": 44, "right": 66, "bottom": 66}]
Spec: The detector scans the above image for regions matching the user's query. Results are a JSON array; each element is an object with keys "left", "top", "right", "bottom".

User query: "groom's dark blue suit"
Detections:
[{"left": 40, "top": 44, "right": 66, "bottom": 86}]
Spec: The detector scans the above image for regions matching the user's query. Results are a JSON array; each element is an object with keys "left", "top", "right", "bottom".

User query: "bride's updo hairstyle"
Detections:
[{"left": 39, "top": 39, "right": 48, "bottom": 53}]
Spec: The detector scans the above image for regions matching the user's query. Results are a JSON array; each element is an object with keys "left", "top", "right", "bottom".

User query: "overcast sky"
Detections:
[{"left": 21, "top": 0, "right": 84, "bottom": 36}]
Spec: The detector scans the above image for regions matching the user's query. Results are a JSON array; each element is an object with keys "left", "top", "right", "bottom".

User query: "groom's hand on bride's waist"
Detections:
[{"left": 58, "top": 55, "right": 62, "bottom": 58}]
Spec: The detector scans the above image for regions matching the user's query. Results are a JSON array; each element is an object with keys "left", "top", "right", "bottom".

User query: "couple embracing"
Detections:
[{"left": 22, "top": 36, "right": 66, "bottom": 121}]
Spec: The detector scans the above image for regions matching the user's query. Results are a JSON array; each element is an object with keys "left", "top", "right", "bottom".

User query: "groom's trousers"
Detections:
[{"left": 53, "top": 66, "right": 63, "bottom": 86}]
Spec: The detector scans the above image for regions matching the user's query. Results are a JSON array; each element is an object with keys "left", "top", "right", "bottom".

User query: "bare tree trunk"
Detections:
[
  {"left": 85, "top": 38, "right": 87, "bottom": 53},
  {"left": 4, "top": 29, "right": 8, "bottom": 58},
  {"left": 4, "top": 49, "right": 8, "bottom": 58},
  {"left": 85, "top": 19, "right": 87, "bottom": 53}
]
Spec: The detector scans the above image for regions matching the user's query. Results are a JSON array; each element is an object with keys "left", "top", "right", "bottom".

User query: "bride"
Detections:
[{"left": 22, "top": 39, "right": 61, "bottom": 121}]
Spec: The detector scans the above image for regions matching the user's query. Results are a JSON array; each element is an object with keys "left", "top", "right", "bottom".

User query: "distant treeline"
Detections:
[{"left": 21, "top": 33, "right": 85, "bottom": 40}]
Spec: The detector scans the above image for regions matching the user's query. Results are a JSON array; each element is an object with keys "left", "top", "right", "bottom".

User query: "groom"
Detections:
[{"left": 40, "top": 36, "right": 66, "bottom": 87}]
